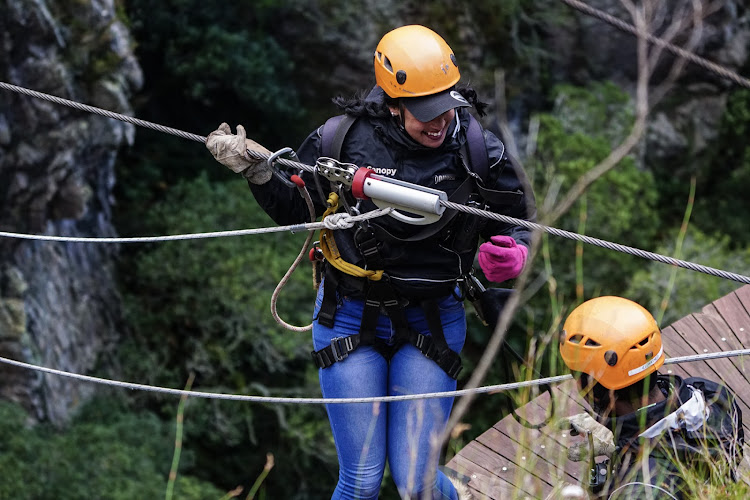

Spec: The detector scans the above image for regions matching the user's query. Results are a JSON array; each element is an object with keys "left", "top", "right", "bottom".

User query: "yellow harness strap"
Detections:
[{"left": 319, "top": 192, "right": 383, "bottom": 281}]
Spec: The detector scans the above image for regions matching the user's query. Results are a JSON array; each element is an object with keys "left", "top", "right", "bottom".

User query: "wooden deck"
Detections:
[{"left": 445, "top": 285, "right": 750, "bottom": 499}]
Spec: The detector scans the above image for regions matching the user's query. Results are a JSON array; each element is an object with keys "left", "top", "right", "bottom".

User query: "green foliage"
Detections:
[
  {"left": 460, "top": 0, "right": 571, "bottom": 96},
  {"left": 120, "top": 0, "right": 305, "bottom": 194},
  {"left": 693, "top": 88, "right": 750, "bottom": 246},
  {"left": 529, "top": 81, "right": 659, "bottom": 300},
  {"left": 118, "top": 174, "right": 335, "bottom": 497},
  {"left": 121, "top": 174, "right": 314, "bottom": 385},
  {"left": 716, "top": 88, "right": 750, "bottom": 165},
  {"left": 0, "top": 397, "right": 224, "bottom": 500},
  {"left": 625, "top": 228, "right": 750, "bottom": 326},
  {"left": 126, "top": 0, "right": 301, "bottom": 135}
]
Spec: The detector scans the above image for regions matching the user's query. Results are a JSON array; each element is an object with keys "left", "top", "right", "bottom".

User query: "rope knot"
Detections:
[{"left": 323, "top": 213, "right": 355, "bottom": 230}]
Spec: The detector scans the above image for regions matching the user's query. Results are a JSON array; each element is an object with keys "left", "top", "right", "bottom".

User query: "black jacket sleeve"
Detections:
[{"left": 248, "top": 126, "right": 330, "bottom": 226}]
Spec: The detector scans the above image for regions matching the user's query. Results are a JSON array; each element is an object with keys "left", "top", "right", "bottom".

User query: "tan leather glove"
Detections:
[
  {"left": 206, "top": 123, "right": 273, "bottom": 184},
  {"left": 560, "top": 413, "right": 615, "bottom": 461}
]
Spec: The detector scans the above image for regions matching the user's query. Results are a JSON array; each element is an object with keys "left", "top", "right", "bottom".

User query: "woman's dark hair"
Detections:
[
  {"left": 332, "top": 84, "right": 489, "bottom": 119},
  {"left": 332, "top": 89, "right": 390, "bottom": 118},
  {"left": 456, "top": 85, "right": 488, "bottom": 117}
]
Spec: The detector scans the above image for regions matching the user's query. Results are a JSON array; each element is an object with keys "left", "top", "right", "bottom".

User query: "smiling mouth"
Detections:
[{"left": 425, "top": 130, "right": 443, "bottom": 139}]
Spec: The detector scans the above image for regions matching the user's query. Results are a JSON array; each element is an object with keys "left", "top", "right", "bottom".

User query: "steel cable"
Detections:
[
  {"left": 558, "top": 0, "right": 750, "bottom": 89},
  {"left": 0, "top": 348, "right": 745, "bottom": 405},
  {"left": 441, "top": 200, "right": 750, "bottom": 285}
]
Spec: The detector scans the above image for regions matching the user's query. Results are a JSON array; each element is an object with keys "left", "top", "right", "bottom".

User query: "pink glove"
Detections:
[{"left": 478, "top": 236, "right": 528, "bottom": 283}]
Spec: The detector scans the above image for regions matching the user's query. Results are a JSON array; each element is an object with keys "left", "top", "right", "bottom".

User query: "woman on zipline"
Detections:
[{"left": 207, "top": 24, "right": 536, "bottom": 500}]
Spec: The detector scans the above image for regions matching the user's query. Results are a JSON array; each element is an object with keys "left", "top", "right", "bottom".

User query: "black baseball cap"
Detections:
[{"left": 402, "top": 88, "right": 470, "bottom": 122}]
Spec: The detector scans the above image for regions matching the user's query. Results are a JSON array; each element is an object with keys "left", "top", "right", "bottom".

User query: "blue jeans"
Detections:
[{"left": 313, "top": 287, "right": 465, "bottom": 500}]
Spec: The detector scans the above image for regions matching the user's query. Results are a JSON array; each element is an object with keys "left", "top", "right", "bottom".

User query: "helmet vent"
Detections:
[
  {"left": 568, "top": 334, "right": 583, "bottom": 344},
  {"left": 585, "top": 339, "right": 600, "bottom": 347},
  {"left": 375, "top": 52, "right": 395, "bottom": 74},
  {"left": 384, "top": 56, "right": 393, "bottom": 73},
  {"left": 633, "top": 335, "right": 650, "bottom": 349}
]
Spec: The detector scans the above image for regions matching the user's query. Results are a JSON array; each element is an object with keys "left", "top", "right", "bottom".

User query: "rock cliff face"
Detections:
[
  {"left": 0, "top": 0, "right": 141, "bottom": 424},
  {"left": 545, "top": 1, "right": 749, "bottom": 172}
]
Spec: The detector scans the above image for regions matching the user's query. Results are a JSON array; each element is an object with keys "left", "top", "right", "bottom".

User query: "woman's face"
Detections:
[{"left": 391, "top": 106, "right": 455, "bottom": 148}]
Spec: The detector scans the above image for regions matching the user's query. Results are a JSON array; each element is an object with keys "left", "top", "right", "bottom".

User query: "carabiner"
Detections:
[{"left": 268, "top": 147, "right": 300, "bottom": 188}]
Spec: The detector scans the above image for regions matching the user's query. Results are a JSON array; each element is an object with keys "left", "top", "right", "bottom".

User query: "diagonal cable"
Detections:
[
  {"left": 440, "top": 200, "right": 750, "bottom": 285},
  {"left": 2, "top": 80, "right": 750, "bottom": 285},
  {"left": 558, "top": 0, "right": 750, "bottom": 89}
]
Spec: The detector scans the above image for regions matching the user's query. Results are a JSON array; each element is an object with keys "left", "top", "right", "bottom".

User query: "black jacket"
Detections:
[
  {"left": 250, "top": 98, "right": 536, "bottom": 298},
  {"left": 603, "top": 375, "right": 744, "bottom": 499}
]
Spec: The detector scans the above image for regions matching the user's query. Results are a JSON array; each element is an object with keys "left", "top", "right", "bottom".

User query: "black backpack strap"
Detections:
[
  {"left": 462, "top": 114, "right": 523, "bottom": 206},
  {"left": 320, "top": 114, "right": 357, "bottom": 160},
  {"left": 315, "top": 266, "right": 339, "bottom": 328},
  {"left": 317, "top": 114, "right": 359, "bottom": 206},
  {"left": 464, "top": 114, "right": 489, "bottom": 181}
]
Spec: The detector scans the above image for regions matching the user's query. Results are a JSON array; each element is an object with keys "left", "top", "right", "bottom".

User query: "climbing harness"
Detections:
[
  {"left": 308, "top": 112, "right": 529, "bottom": 380},
  {"left": 310, "top": 167, "right": 463, "bottom": 378}
]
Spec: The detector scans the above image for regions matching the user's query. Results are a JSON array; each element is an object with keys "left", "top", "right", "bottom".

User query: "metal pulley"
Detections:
[{"left": 315, "top": 157, "right": 447, "bottom": 225}]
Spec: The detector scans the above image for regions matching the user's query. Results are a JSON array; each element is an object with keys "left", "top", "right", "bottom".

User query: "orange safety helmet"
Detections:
[
  {"left": 374, "top": 25, "right": 460, "bottom": 98},
  {"left": 560, "top": 296, "right": 664, "bottom": 391}
]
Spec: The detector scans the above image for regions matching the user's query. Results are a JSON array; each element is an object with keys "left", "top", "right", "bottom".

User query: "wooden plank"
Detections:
[
  {"left": 504, "top": 381, "right": 588, "bottom": 433},
  {"left": 478, "top": 425, "right": 581, "bottom": 487},
  {"left": 660, "top": 361, "right": 694, "bottom": 380},
  {"left": 490, "top": 394, "right": 591, "bottom": 479},
  {"left": 446, "top": 383, "right": 576, "bottom": 498},
  {"left": 662, "top": 325, "right": 701, "bottom": 379},
  {"left": 711, "top": 290, "right": 750, "bottom": 347},
  {"left": 669, "top": 315, "right": 750, "bottom": 413},
  {"left": 547, "top": 378, "right": 593, "bottom": 415},
  {"left": 458, "top": 441, "right": 540, "bottom": 498},
  {"left": 731, "top": 285, "right": 750, "bottom": 319},
  {"left": 692, "top": 304, "right": 750, "bottom": 388},
  {"left": 662, "top": 317, "right": 750, "bottom": 441},
  {"left": 707, "top": 294, "right": 750, "bottom": 398},
  {"left": 663, "top": 324, "right": 721, "bottom": 380},
  {"left": 696, "top": 302, "right": 747, "bottom": 350},
  {"left": 446, "top": 385, "right": 588, "bottom": 499},
  {"left": 448, "top": 453, "right": 522, "bottom": 499}
]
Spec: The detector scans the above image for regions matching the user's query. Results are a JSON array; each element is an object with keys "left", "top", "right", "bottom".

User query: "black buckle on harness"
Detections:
[
  {"left": 414, "top": 333, "right": 439, "bottom": 360},
  {"left": 435, "top": 349, "right": 463, "bottom": 379},
  {"left": 311, "top": 334, "right": 361, "bottom": 369},
  {"left": 331, "top": 336, "right": 353, "bottom": 362},
  {"left": 412, "top": 333, "right": 461, "bottom": 378}
]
